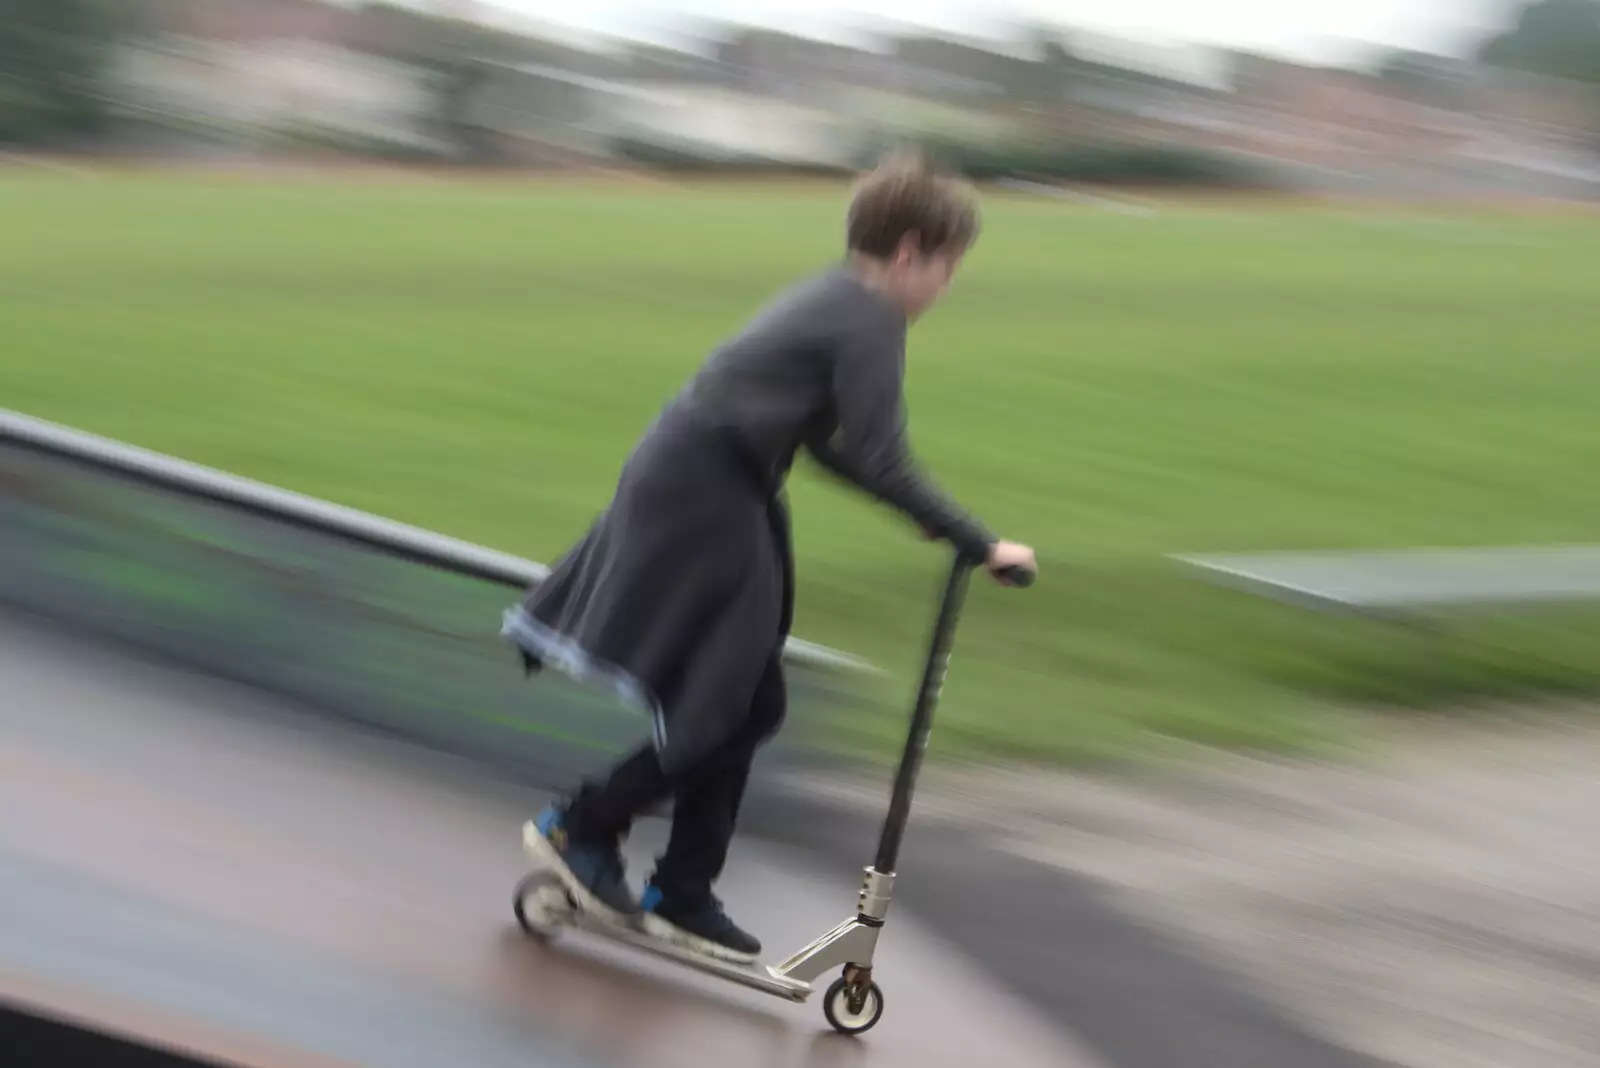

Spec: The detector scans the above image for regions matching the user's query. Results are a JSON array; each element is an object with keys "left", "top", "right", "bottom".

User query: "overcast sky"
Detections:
[{"left": 471, "top": 0, "right": 1518, "bottom": 68}]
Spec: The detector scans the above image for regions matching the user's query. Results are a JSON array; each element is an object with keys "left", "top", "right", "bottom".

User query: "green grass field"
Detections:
[{"left": 6, "top": 171, "right": 1600, "bottom": 765}]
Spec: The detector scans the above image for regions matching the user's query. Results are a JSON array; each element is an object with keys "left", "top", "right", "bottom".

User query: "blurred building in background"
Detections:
[
  {"left": 4, "top": 0, "right": 1597, "bottom": 197},
  {"left": 115, "top": 0, "right": 440, "bottom": 157}
]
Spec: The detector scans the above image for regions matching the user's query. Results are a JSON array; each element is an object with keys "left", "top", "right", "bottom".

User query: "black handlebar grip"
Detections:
[{"left": 993, "top": 564, "right": 1036, "bottom": 588}]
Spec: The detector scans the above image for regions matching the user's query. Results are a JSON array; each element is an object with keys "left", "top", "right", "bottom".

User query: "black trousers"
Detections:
[{"left": 562, "top": 654, "right": 787, "bottom": 906}]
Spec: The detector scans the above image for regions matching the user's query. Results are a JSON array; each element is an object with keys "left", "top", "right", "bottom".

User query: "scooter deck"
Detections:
[
  {"left": 560, "top": 903, "right": 814, "bottom": 1001},
  {"left": 518, "top": 821, "right": 814, "bottom": 1002}
]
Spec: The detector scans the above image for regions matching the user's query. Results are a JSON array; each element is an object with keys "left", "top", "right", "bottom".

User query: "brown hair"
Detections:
[{"left": 845, "top": 146, "right": 980, "bottom": 260}]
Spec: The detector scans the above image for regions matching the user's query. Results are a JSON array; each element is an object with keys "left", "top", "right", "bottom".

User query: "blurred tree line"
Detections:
[
  {"left": 1480, "top": 0, "right": 1600, "bottom": 86},
  {"left": 1478, "top": 0, "right": 1600, "bottom": 145},
  {"left": 0, "top": 0, "right": 133, "bottom": 147},
  {"left": 348, "top": 2, "right": 572, "bottom": 161},
  {"left": 0, "top": 0, "right": 557, "bottom": 155}
]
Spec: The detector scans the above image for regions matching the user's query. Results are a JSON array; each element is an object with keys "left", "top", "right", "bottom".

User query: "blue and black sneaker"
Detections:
[
  {"left": 639, "top": 882, "right": 761, "bottom": 964},
  {"left": 526, "top": 803, "right": 638, "bottom": 925}
]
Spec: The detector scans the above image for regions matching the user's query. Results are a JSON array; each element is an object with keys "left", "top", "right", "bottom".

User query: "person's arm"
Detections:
[{"left": 805, "top": 323, "right": 994, "bottom": 560}]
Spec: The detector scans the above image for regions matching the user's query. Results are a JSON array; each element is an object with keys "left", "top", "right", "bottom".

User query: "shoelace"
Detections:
[{"left": 699, "top": 895, "right": 738, "bottom": 929}]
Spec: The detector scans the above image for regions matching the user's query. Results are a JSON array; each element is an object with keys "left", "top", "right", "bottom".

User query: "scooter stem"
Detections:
[{"left": 871, "top": 552, "right": 980, "bottom": 877}]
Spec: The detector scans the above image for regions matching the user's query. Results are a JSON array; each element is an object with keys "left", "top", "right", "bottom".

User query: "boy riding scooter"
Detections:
[{"left": 503, "top": 148, "right": 1036, "bottom": 964}]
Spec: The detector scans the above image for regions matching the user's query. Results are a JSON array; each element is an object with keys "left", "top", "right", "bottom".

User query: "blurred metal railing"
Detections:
[
  {"left": 0, "top": 409, "right": 873, "bottom": 673},
  {"left": 0, "top": 408, "right": 876, "bottom": 786}
]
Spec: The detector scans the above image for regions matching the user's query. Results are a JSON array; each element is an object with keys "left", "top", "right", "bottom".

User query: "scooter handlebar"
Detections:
[
  {"left": 991, "top": 564, "right": 1036, "bottom": 588},
  {"left": 954, "top": 548, "right": 1036, "bottom": 588}
]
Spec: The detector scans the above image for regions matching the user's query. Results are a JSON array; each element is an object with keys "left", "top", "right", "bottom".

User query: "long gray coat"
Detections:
[
  {"left": 502, "top": 401, "right": 793, "bottom": 774},
  {"left": 502, "top": 267, "right": 995, "bottom": 775}
]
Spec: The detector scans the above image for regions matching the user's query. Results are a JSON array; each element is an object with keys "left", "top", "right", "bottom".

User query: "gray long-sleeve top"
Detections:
[{"left": 672, "top": 265, "right": 994, "bottom": 559}]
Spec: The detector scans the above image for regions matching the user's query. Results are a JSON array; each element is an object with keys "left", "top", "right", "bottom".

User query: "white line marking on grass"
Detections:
[
  {"left": 1335, "top": 211, "right": 1563, "bottom": 246},
  {"left": 996, "top": 179, "right": 1158, "bottom": 216},
  {"left": 0, "top": 153, "right": 97, "bottom": 178}
]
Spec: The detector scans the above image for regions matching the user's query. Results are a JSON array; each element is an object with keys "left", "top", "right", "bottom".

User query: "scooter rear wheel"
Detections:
[
  {"left": 822, "top": 976, "right": 884, "bottom": 1035},
  {"left": 513, "top": 870, "right": 575, "bottom": 941}
]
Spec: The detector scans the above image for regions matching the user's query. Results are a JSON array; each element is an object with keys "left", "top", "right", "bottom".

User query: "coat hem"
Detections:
[{"left": 500, "top": 604, "right": 668, "bottom": 750}]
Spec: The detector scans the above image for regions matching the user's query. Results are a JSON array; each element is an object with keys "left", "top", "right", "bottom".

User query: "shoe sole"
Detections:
[
  {"left": 640, "top": 912, "right": 760, "bottom": 966},
  {"left": 524, "top": 823, "right": 638, "bottom": 930}
]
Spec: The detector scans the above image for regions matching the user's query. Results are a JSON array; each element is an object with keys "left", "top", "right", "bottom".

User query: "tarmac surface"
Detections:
[
  {"left": 0, "top": 612, "right": 1104, "bottom": 1068},
  {"left": 0, "top": 609, "right": 1401, "bottom": 1068}
]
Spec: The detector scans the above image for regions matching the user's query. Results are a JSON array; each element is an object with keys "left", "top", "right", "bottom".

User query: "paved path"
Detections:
[{"left": 0, "top": 614, "right": 1103, "bottom": 1068}]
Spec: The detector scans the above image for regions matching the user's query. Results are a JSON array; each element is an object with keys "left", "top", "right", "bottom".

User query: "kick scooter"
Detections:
[{"left": 512, "top": 549, "right": 1034, "bottom": 1035}]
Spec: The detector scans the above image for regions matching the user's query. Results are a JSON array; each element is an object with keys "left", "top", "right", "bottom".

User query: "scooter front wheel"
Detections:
[{"left": 822, "top": 976, "right": 885, "bottom": 1035}]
